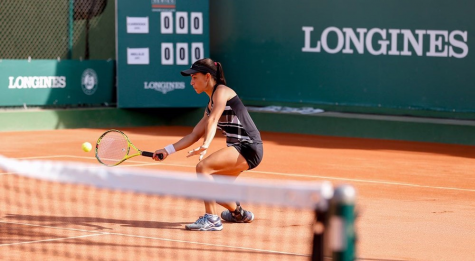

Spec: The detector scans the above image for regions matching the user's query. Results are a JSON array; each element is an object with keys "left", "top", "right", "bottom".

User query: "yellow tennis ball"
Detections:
[{"left": 82, "top": 142, "right": 92, "bottom": 152}]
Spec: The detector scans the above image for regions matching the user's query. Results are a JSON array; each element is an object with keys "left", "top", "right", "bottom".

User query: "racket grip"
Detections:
[{"left": 142, "top": 151, "right": 163, "bottom": 160}]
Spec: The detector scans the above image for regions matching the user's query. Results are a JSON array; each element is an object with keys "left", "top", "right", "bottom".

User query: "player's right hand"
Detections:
[{"left": 153, "top": 149, "right": 168, "bottom": 161}]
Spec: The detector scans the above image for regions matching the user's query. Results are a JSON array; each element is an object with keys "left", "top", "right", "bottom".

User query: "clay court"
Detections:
[{"left": 1, "top": 126, "right": 474, "bottom": 260}]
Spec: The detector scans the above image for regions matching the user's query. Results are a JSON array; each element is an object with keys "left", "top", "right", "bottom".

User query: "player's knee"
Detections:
[{"left": 195, "top": 161, "right": 211, "bottom": 176}]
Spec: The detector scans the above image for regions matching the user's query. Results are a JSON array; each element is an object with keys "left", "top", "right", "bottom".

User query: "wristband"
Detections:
[{"left": 164, "top": 144, "right": 176, "bottom": 155}]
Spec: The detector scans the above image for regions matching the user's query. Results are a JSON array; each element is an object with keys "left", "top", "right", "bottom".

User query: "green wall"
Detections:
[{"left": 209, "top": 0, "right": 475, "bottom": 119}]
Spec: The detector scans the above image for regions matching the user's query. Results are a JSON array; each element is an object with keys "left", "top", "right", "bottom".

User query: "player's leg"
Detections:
[
  {"left": 210, "top": 172, "right": 240, "bottom": 211},
  {"left": 199, "top": 146, "right": 255, "bottom": 223},
  {"left": 185, "top": 146, "right": 250, "bottom": 231},
  {"left": 195, "top": 146, "right": 249, "bottom": 214},
  {"left": 209, "top": 172, "right": 255, "bottom": 222}
]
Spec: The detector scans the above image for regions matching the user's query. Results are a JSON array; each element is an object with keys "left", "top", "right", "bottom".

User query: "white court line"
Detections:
[
  {"left": 0, "top": 220, "right": 307, "bottom": 257},
  {"left": 2, "top": 155, "right": 474, "bottom": 193},
  {"left": 249, "top": 171, "right": 475, "bottom": 193}
]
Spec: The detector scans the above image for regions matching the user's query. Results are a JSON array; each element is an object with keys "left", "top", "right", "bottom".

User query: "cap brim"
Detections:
[{"left": 180, "top": 68, "right": 200, "bottom": 76}]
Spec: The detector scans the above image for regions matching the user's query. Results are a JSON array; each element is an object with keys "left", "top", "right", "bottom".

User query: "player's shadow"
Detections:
[{"left": 3, "top": 214, "right": 186, "bottom": 230}]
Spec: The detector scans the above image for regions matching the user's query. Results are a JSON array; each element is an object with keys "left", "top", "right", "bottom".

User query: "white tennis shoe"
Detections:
[{"left": 185, "top": 213, "right": 223, "bottom": 231}]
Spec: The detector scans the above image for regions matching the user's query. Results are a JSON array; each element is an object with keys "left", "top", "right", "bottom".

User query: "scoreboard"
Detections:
[{"left": 116, "top": 0, "right": 209, "bottom": 108}]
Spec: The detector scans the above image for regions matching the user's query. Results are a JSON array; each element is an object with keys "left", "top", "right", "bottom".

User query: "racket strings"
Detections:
[{"left": 96, "top": 132, "right": 129, "bottom": 166}]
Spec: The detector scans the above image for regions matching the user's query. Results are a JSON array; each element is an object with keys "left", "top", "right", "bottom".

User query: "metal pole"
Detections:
[{"left": 68, "top": 0, "right": 74, "bottom": 59}]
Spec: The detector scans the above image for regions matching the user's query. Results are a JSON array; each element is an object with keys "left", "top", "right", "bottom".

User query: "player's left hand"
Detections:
[{"left": 187, "top": 145, "right": 208, "bottom": 161}]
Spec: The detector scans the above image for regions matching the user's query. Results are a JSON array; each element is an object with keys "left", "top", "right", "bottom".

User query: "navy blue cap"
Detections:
[{"left": 181, "top": 63, "right": 216, "bottom": 77}]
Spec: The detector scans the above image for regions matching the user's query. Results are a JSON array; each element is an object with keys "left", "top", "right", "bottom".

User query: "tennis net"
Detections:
[{"left": 0, "top": 156, "right": 356, "bottom": 261}]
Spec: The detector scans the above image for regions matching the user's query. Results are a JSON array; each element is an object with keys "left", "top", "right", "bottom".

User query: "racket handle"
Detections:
[{"left": 142, "top": 151, "right": 163, "bottom": 160}]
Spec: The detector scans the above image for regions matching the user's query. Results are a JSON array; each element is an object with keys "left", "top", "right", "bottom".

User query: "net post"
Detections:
[{"left": 330, "top": 185, "right": 357, "bottom": 261}]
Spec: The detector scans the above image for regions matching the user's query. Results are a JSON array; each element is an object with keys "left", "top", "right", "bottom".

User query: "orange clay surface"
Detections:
[{"left": 1, "top": 126, "right": 474, "bottom": 261}]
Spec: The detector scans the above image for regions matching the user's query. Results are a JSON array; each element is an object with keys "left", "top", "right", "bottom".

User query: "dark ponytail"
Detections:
[
  {"left": 215, "top": 62, "right": 226, "bottom": 85},
  {"left": 192, "top": 58, "right": 227, "bottom": 85}
]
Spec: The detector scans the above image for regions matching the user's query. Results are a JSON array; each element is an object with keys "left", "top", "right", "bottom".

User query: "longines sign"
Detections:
[
  {"left": 302, "top": 26, "right": 468, "bottom": 58},
  {"left": 8, "top": 76, "right": 66, "bottom": 89},
  {"left": 0, "top": 60, "right": 114, "bottom": 106}
]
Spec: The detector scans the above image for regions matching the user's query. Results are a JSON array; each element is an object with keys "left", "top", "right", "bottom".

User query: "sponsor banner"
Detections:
[
  {"left": 210, "top": 0, "right": 475, "bottom": 114},
  {"left": 0, "top": 60, "right": 114, "bottom": 106},
  {"left": 302, "top": 27, "right": 468, "bottom": 58}
]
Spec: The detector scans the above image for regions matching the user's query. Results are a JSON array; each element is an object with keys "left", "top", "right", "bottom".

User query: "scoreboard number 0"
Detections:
[
  {"left": 191, "top": 12, "right": 203, "bottom": 34},
  {"left": 161, "top": 43, "right": 174, "bottom": 65},
  {"left": 176, "top": 43, "right": 189, "bottom": 65},
  {"left": 176, "top": 12, "right": 188, "bottom": 34},
  {"left": 191, "top": 43, "right": 204, "bottom": 64},
  {"left": 160, "top": 12, "right": 173, "bottom": 34}
]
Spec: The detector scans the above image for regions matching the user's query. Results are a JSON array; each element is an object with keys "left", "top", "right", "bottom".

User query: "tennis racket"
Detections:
[{"left": 95, "top": 129, "right": 163, "bottom": 167}]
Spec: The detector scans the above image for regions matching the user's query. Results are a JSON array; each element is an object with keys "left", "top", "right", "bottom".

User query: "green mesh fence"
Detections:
[{"left": 0, "top": 0, "right": 109, "bottom": 59}]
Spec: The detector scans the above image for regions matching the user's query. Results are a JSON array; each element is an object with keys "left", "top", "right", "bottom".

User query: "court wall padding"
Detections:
[{"left": 209, "top": 0, "right": 475, "bottom": 118}]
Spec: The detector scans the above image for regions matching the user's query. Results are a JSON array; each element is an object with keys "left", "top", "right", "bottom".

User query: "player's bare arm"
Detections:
[
  {"left": 187, "top": 85, "right": 229, "bottom": 159},
  {"left": 153, "top": 113, "right": 207, "bottom": 160}
]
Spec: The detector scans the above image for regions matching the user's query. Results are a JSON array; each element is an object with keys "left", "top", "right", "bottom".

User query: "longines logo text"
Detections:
[
  {"left": 8, "top": 76, "right": 66, "bottom": 89},
  {"left": 144, "top": 81, "right": 185, "bottom": 94},
  {"left": 302, "top": 27, "right": 468, "bottom": 58}
]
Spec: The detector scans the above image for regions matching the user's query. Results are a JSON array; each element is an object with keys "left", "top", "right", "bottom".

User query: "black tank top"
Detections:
[{"left": 205, "top": 85, "right": 262, "bottom": 146}]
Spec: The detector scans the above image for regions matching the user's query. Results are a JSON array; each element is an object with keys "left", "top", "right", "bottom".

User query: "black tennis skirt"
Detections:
[{"left": 231, "top": 141, "right": 263, "bottom": 170}]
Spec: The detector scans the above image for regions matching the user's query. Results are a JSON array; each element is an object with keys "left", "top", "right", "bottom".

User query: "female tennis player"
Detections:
[{"left": 153, "top": 58, "right": 263, "bottom": 231}]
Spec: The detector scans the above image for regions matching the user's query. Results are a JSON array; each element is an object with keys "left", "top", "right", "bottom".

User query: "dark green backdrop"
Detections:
[{"left": 210, "top": 0, "right": 475, "bottom": 116}]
